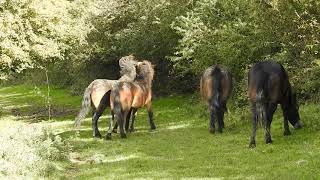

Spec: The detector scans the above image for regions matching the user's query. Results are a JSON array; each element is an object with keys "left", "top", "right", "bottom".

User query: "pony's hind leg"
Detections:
[
  {"left": 216, "top": 108, "right": 224, "bottom": 133},
  {"left": 106, "top": 116, "right": 114, "bottom": 140},
  {"left": 221, "top": 101, "right": 227, "bottom": 128},
  {"left": 92, "top": 94, "right": 108, "bottom": 138},
  {"left": 118, "top": 111, "right": 127, "bottom": 138},
  {"left": 129, "top": 108, "right": 138, "bottom": 132},
  {"left": 146, "top": 103, "right": 156, "bottom": 130},
  {"left": 249, "top": 104, "right": 258, "bottom": 148},
  {"left": 125, "top": 109, "right": 132, "bottom": 132},
  {"left": 209, "top": 108, "right": 215, "bottom": 133},
  {"left": 265, "top": 103, "right": 277, "bottom": 144},
  {"left": 92, "top": 111, "right": 102, "bottom": 138},
  {"left": 111, "top": 111, "right": 118, "bottom": 133}
]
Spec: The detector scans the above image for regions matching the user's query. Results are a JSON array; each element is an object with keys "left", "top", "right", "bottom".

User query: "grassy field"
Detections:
[{"left": 0, "top": 85, "right": 320, "bottom": 179}]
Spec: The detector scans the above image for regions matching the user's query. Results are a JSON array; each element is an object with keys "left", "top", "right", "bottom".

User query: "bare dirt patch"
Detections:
[{"left": 10, "top": 106, "right": 77, "bottom": 122}]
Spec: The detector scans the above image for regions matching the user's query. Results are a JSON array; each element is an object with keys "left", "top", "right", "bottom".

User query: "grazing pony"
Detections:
[
  {"left": 74, "top": 55, "right": 137, "bottom": 138},
  {"left": 248, "top": 61, "right": 302, "bottom": 148},
  {"left": 108, "top": 60, "right": 156, "bottom": 139},
  {"left": 200, "top": 65, "right": 233, "bottom": 133}
]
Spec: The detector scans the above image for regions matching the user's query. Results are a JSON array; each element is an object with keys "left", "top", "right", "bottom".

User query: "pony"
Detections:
[
  {"left": 248, "top": 61, "right": 302, "bottom": 148},
  {"left": 200, "top": 65, "right": 233, "bottom": 133},
  {"left": 108, "top": 60, "right": 156, "bottom": 139},
  {"left": 74, "top": 55, "right": 138, "bottom": 138}
]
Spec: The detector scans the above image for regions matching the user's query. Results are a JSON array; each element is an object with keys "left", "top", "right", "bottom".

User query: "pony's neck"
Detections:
[
  {"left": 119, "top": 71, "right": 136, "bottom": 82},
  {"left": 135, "top": 75, "right": 152, "bottom": 87}
]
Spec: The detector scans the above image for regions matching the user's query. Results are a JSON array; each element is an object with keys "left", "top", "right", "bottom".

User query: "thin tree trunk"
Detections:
[{"left": 45, "top": 69, "right": 51, "bottom": 121}]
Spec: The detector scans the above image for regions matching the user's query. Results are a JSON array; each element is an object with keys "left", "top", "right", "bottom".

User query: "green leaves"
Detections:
[{"left": 0, "top": 0, "right": 95, "bottom": 79}]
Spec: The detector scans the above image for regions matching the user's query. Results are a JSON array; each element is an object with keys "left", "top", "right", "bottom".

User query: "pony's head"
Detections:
[
  {"left": 287, "top": 91, "right": 302, "bottom": 129},
  {"left": 136, "top": 60, "right": 155, "bottom": 83},
  {"left": 119, "top": 55, "right": 138, "bottom": 78}
]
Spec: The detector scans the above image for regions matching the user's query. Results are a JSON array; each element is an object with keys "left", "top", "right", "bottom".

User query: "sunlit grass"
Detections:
[{"left": 0, "top": 85, "right": 319, "bottom": 179}]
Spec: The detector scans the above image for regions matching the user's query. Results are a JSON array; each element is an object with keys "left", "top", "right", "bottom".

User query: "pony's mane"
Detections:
[
  {"left": 135, "top": 60, "right": 154, "bottom": 85},
  {"left": 118, "top": 55, "right": 138, "bottom": 81}
]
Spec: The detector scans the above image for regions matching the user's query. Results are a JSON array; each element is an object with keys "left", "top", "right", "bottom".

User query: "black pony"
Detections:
[
  {"left": 200, "top": 65, "right": 233, "bottom": 133},
  {"left": 248, "top": 61, "right": 302, "bottom": 148}
]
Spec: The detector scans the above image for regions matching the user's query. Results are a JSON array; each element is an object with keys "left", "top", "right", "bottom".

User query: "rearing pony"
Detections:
[
  {"left": 74, "top": 55, "right": 137, "bottom": 138},
  {"left": 109, "top": 60, "right": 156, "bottom": 139},
  {"left": 200, "top": 65, "right": 233, "bottom": 133},
  {"left": 248, "top": 61, "right": 302, "bottom": 148}
]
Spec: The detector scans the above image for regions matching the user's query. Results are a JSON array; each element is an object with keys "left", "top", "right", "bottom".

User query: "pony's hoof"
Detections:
[
  {"left": 284, "top": 130, "right": 291, "bottom": 136},
  {"left": 129, "top": 128, "right": 135, "bottom": 133},
  {"left": 150, "top": 124, "right": 156, "bottom": 130},
  {"left": 209, "top": 128, "right": 215, "bottom": 134},
  {"left": 112, "top": 129, "right": 117, "bottom": 133},
  {"left": 217, "top": 128, "right": 223, "bottom": 133},
  {"left": 105, "top": 133, "right": 112, "bottom": 140},
  {"left": 120, "top": 133, "right": 127, "bottom": 138},
  {"left": 249, "top": 142, "right": 256, "bottom": 148},
  {"left": 294, "top": 121, "right": 303, "bottom": 129},
  {"left": 266, "top": 138, "right": 272, "bottom": 144},
  {"left": 94, "top": 134, "right": 102, "bottom": 138}
]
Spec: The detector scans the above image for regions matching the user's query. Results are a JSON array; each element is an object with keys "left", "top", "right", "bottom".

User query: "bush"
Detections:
[{"left": 0, "top": 123, "right": 69, "bottom": 177}]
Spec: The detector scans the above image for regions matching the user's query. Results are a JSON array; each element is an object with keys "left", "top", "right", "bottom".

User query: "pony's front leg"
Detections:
[
  {"left": 146, "top": 103, "right": 156, "bottom": 130},
  {"left": 281, "top": 104, "right": 291, "bottom": 136},
  {"left": 249, "top": 104, "right": 258, "bottom": 148}
]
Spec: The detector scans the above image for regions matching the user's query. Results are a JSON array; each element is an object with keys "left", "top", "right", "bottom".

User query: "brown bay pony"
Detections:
[
  {"left": 74, "top": 55, "right": 138, "bottom": 138},
  {"left": 200, "top": 65, "right": 233, "bottom": 133},
  {"left": 108, "top": 60, "right": 156, "bottom": 139},
  {"left": 248, "top": 61, "right": 302, "bottom": 148}
]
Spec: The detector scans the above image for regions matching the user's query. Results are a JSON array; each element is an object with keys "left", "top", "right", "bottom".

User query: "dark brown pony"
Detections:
[
  {"left": 200, "top": 65, "right": 233, "bottom": 133},
  {"left": 248, "top": 61, "right": 302, "bottom": 148},
  {"left": 108, "top": 60, "right": 156, "bottom": 139},
  {"left": 74, "top": 55, "right": 137, "bottom": 138}
]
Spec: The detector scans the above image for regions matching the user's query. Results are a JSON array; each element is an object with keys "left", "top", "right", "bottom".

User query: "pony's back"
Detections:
[{"left": 248, "top": 61, "right": 289, "bottom": 103}]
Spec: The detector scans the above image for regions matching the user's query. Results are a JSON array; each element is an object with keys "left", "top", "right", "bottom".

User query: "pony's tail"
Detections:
[
  {"left": 211, "top": 66, "right": 222, "bottom": 109},
  {"left": 256, "top": 90, "right": 266, "bottom": 127},
  {"left": 74, "top": 87, "right": 92, "bottom": 128}
]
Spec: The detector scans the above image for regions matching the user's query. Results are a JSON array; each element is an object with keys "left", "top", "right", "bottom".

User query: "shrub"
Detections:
[{"left": 0, "top": 123, "right": 69, "bottom": 177}]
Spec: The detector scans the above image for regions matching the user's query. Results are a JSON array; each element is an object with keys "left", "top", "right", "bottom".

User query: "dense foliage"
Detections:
[{"left": 1, "top": 0, "right": 319, "bottom": 101}]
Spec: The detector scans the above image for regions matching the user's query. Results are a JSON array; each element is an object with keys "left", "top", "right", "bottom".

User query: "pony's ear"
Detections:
[
  {"left": 135, "top": 62, "right": 141, "bottom": 68},
  {"left": 152, "top": 64, "right": 156, "bottom": 68}
]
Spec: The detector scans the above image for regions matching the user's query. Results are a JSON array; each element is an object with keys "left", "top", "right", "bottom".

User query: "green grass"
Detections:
[{"left": 0, "top": 85, "right": 320, "bottom": 179}]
